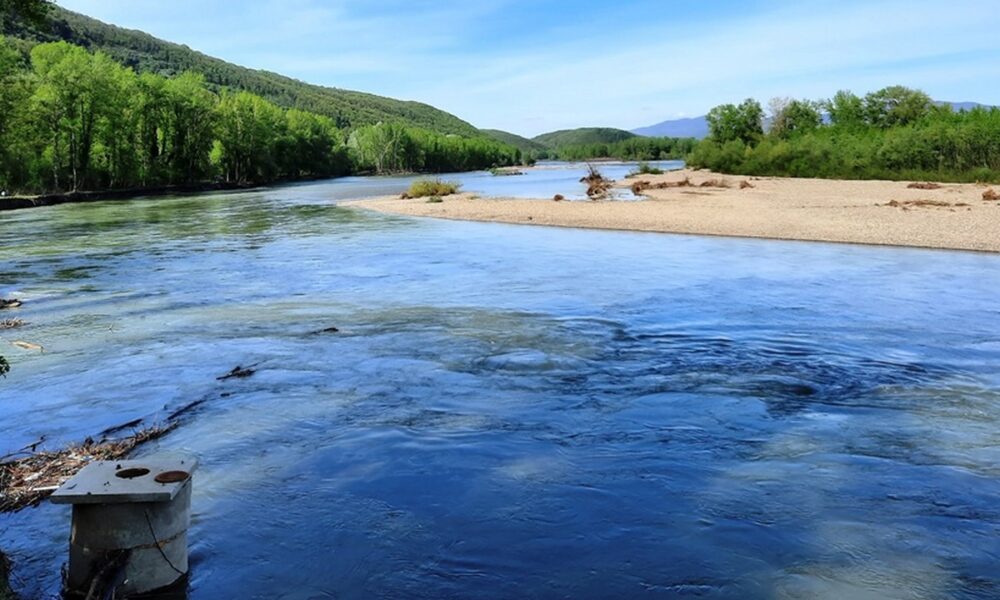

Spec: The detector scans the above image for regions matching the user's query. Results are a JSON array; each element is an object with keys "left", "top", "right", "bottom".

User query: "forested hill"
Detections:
[
  {"left": 2, "top": 5, "right": 481, "bottom": 136},
  {"left": 482, "top": 130, "right": 549, "bottom": 153},
  {"left": 533, "top": 128, "right": 637, "bottom": 148}
]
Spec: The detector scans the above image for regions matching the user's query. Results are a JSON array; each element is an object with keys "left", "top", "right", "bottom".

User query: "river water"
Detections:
[{"left": 1, "top": 162, "right": 999, "bottom": 599}]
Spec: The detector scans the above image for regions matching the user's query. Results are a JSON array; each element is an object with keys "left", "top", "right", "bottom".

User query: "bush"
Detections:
[
  {"left": 627, "top": 162, "right": 664, "bottom": 177},
  {"left": 426, "top": 196, "right": 443, "bottom": 204},
  {"left": 406, "top": 179, "right": 460, "bottom": 198}
]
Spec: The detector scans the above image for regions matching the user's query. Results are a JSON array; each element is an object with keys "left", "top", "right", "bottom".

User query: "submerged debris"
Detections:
[
  {"left": 0, "top": 424, "right": 178, "bottom": 513},
  {"left": 0, "top": 319, "right": 23, "bottom": 330},
  {"left": 0, "top": 299, "right": 21, "bottom": 310},
  {"left": 217, "top": 365, "right": 257, "bottom": 381},
  {"left": 907, "top": 182, "right": 943, "bottom": 190},
  {"left": 11, "top": 341, "right": 42, "bottom": 352}
]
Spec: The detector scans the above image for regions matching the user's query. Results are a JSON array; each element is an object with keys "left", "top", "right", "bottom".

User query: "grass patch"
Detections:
[
  {"left": 405, "top": 179, "right": 460, "bottom": 199},
  {"left": 426, "top": 196, "right": 444, "bottom": 204},
  {"left": 627, "top": 162, "right": 665, "bottom": 178}
]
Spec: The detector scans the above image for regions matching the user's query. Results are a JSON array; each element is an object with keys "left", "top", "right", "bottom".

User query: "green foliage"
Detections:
[
  {"left": 349, "top": 123, "right": 520, "bottom": 175},
  {"left": 555, "top": 137, "right": 696, "bottom": 161},
  {"left": 628, "top": 162, "right": 664, "bottom": 177},
  {"left": 0, "top": 0, "right": 50, "bottom": 28},
  {"left": 707, "top": 99, "right": 764, "bottom": 144},
  {"left": 0, "top": 38, "right": 518, "bottom": 193},
  {"left": 769, "top": 98, "right": 822, "bottom": 139},
  {"left": 690, "top": 86, "right": 1000, "bottom": 183},
  {"left": 4, "top": 4, "right": 480, "bottom": 136},
  {"left": 863, "top": 86, "right": 932, "bottom": 129},
  {"left": 407, "top": 179, "right": 460, "bottom": 198},
  {"left": 826, "top": 90, "right": 865, "bottom": 129},
  {"left": 533, "top": 127, "right": 636, "bottom": 148},
  {"left": 482, "top": 129, "right": 548, "bottom": 153}
]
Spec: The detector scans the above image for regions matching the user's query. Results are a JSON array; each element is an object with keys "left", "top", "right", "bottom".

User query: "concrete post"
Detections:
[{"left": 51, "top": 455, "right": 198, "bottom": 596}]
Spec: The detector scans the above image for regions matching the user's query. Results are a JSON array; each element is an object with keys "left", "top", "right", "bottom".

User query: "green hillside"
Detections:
[
  {"left": 482, "top": 129, "right": 549, "bottom": 153},
  {"left": 2, "top": 5, "right": 481, "bottom": 136},
  {"left": 533, "top": 127, "right": 637, "bottom": 148}
]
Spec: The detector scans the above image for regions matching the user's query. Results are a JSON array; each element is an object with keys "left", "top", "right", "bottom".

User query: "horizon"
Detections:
[{"left": 53, "top": 0, "right": 1000, "bottom": 137}]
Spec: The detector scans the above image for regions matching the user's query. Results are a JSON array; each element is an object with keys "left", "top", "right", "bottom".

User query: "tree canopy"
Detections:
[
  {"left": 689, "top": 86, "right": 1000, "bottom": 183},
  {"left": 0, "top": 37, "right": 522, "bottom": 194}
]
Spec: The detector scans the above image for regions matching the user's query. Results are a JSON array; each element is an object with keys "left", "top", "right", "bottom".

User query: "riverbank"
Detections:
[
  {"left": 343, "top": 169, "right": 1000, "bottom": 253},
  {"left": 0, "top": 182, "right": 264, "bottom": 212}
]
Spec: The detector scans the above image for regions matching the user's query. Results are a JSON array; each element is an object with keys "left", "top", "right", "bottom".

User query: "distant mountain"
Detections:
[
  {"left": 3, "top": 6, "right": 482, "bottom": 136},
  {"left": 533, "top": 128, "right": 637, "bottom": 148},
  {"left": 940, "top": 101, "right": 991, "bottom": 111},
  {"left": 632, "top": 116, "right": 710, "bottom": 139},
  {"left": 482, "top": 129, "right": 549, "bottom": 153}
]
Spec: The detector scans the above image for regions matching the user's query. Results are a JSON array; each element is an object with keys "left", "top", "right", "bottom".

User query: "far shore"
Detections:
[
  {"left": 0, "top": 182, "right": 260, "bottom": 212},
  {"left": 343, "top": 169, "right": 1000, "bottom": 253}
]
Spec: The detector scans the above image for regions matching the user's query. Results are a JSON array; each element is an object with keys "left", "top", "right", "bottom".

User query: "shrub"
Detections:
[
  {"left": 406, "top": 179, "right": 460, "bottom": 198},
  {"left": 426, "top": 196, "right": 444, "bottom": 204},
  {"left": 627, "top": 162, "right": 664, "bottom": 177}
]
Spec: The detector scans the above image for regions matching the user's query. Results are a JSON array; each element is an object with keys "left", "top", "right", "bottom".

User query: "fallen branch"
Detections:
[
  {"left": 0, "top": 423, "right": 178, "bottom": 513},
  {"left": 217, "top": 364, "right": 258, "bottom": 381}
]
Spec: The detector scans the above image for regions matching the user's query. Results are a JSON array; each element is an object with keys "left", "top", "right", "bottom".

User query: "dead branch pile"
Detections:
[
  {"left": 0, "top": 319, "right": 23, "bottom": 330},
  {"left": 983, "top": 189, "right": 1000, "bottom": 201},
  {"left": 630, "top": 177, "right": 692, "bottom": 195},
  {"left": 0, "top": 424, "right": 177, "bottom": 513},
  {"left": 886, "top": 199, "right": 965, "bottom": 209},
  {"left": 907, "top": 182, "right": 943, "bottom": 190},
  {"left": 580, "top": 165, "right": 613, "bottom": 200},
  {"left": 699, "top": 179, "right": 731, "bottom": 188}
]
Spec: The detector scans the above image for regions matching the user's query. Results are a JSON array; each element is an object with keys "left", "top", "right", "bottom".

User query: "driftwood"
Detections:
[
  {"left": 907, "top": 182, "right": 942, "bottom": 190},
  {"left": 0, "top": 319, "right": 24, "bottom": 330},
  {"left": 0, "top": 423, "right": 178, "bottom": 513},
  {"left": 217, "top": 365, "right": 257, "bottom": 381},
  {"left": 983, "top": 189, "right": 1000, "bottom": 201}
]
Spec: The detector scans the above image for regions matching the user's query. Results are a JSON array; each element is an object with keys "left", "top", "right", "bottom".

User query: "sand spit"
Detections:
[{"left": 343, "top": 169, "right": 1000, "bottom": 253}]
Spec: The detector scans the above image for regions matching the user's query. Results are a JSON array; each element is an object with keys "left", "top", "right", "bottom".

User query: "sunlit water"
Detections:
[{"left": 1, "top": 164, "right": 999, "bottom": 599}]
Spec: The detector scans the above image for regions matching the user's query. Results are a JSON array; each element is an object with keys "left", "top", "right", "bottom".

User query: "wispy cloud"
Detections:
[{"left": 56, "top": 0, "right": 1000, "bottom": 136}]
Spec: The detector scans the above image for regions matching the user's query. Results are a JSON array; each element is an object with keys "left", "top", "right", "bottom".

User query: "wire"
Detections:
[{"left": 143, "top": 510, "right": 185, "bottom": 576}]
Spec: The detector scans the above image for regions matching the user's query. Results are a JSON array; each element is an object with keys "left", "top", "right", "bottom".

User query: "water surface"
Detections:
[{"left": 1, "top": 170, "right": 999, "bottom": 599}]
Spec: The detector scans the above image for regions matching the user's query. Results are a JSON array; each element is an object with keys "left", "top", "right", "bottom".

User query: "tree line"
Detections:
[
  {"left": 548, "top": 137, "right": 697, "bottom": 162},
  {"left": 688, "top": 86, "right": 1000, "bottom": 182},
  {"left": 0, "top": 38, "right": 522, "bottom": 194}
]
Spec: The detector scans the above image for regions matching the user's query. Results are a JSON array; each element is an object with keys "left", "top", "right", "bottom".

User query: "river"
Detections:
[{"left": 2, "top": 162, "right": 999, "bottom": 599}]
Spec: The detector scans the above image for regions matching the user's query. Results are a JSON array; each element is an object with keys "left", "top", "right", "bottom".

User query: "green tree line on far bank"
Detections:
[
  {"left": 689, "top": 86, "right": 1000, "bottom": 182},
  {"left": 0, "top": 37, "right": 524, "bottom": 195},
  {"left": 538, "top": 136, "right": 698, "bottom": 163}
]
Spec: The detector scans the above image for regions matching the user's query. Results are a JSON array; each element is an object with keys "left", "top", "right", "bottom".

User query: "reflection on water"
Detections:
[{"left": 1, "top": 169, "right": 999, "bottom": 599}]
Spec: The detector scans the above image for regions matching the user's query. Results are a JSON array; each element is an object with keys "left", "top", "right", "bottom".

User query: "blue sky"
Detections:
[{"left": 56, "top": 0, "right": 1000, "bottom": 136}]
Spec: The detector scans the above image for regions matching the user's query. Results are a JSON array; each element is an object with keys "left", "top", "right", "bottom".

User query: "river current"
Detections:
[{"left": 1, "top": 162, "right": 999, "bottom": 599}]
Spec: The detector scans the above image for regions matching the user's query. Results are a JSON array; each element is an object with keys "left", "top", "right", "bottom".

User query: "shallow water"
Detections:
[{"left": 1, "top": 169, "right": 999, "bottom": 599}]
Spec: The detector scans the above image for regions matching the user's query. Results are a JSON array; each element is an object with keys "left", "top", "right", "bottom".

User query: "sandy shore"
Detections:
[{"left": 342, "top": 169, "right": 1000, "bottom": 253}]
